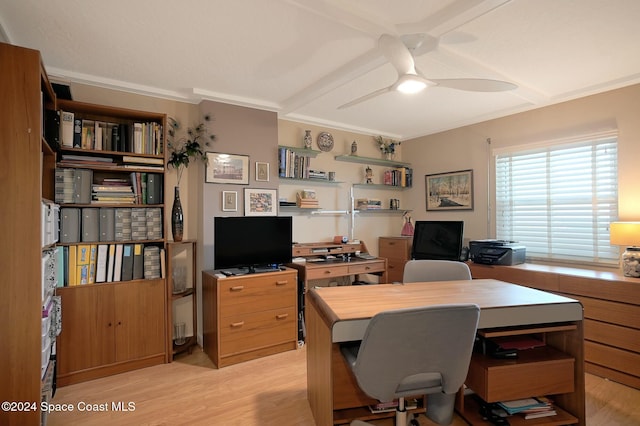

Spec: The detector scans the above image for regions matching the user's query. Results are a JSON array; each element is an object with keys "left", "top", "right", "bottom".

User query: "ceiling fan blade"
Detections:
[
  {"left": 378, "top": 34, "right": 416, "bottom": 75},
  {"left": 430, "top": 78, "right": 517, "bottom": 92},
  {"left": 338, "top": 86, "right": 393, "bottom": 109}
]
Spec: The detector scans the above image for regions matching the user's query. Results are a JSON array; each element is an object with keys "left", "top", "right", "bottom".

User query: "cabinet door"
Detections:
[
  {"left": 114, "top": 279, "right": 165, "bottom": 361},
  {"left": 57, "top": 285, "right": 116, "bottom": 374}
]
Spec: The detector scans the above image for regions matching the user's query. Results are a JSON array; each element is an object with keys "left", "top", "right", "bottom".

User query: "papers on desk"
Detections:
[{"left": 291, "top": 257, "right": 307, "bottom": 263}]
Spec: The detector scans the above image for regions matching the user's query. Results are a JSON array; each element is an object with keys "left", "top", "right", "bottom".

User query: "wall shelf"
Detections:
[
  {"left": 279, "top": 145, "right": 321, "bottom": 158},
  {"left": 355, "top": 209, "right": 411, "bottom": 214},
  {"left": 279, "top": 177, "right": 342, "bottom": 185},
  {"left": 353, "top": 183, "right": 411, "bottom": 190},
  {"left": 335, "top": 154, "right": 411, "bottom": 168}
]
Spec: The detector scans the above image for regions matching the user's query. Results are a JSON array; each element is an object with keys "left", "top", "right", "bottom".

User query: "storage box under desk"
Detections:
[{"left": 466, "top": 346, "right": 575, "bottom": 402}]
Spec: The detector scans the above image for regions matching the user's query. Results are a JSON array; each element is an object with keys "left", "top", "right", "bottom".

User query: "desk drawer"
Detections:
[
  {"left": 220, "top": 306, "right": 297, "bottom": 356},
  {"left": 306, "top": 265, "right": 350, "bottom": 280},
  {"left": 466, "top": 346, "right": 574, "bottom": 402},
  {"left": 219, "top": 273, "right": 296, "bottom": 317},
  {"left": 349, "top": 261, "right": 385, "bottom": 275}
]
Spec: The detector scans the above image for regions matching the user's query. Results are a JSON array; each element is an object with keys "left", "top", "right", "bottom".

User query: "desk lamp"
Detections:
[{"left": 609, "top": 221, "right": 640, "bottom": 277}]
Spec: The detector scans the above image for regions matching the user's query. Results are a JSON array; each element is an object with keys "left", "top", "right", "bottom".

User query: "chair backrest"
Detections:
[
  {"left": 350, "top": 304, "right": 480, "bottom": 403},
  {"left": 403, "top": 259, "right": 472, "bottom": 283}
]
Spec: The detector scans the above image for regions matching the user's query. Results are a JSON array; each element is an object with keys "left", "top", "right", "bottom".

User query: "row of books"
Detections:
[
  {"left": 382, "top": 167, "right": 413, "bottom": 187},
  {"left": 496, "top": 396, "right": 557, "bottom": 420},
  {"left": 278, "top": 147, "right": 312, "bottom": 179},
  {"left": 60, "top": 207, "right": 162, "bottom": 244},
  {"left": 55, "top": 168, "right": 163, "bottom": 205},
  {"left": 355, "top": 198, "right": 382, "bottom": 210},
  {"left": 60, "top": 243, "right": 164, "bottom": 286},
  {"left": 60, "top": 111, "right": 163, "bottom": 155}
]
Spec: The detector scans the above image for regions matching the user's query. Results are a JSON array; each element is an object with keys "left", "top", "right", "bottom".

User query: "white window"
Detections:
[{"left": 495, "top": 132, "right": 618, "bottom": 266}]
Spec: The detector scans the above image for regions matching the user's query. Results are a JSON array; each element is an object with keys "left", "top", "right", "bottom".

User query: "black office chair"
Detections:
[{"left": 341, "top": 304, "right": 480, "bottom": 426}]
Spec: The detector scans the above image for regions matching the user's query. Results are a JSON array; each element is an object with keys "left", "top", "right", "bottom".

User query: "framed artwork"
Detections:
[
  {"left": 205, "top": 152, "right": 249, "bottom": 184},
  {"left": 244, "top": 188, "right": 277, "bottom": 216},
  {"left": 222, "top": 191, "right": 237, "bottom": 212},
  {"left": 425, "top": 169, "right": 474, "bottom": 211},
  {"left": 255, "top": 161, "right": 270, "bottom": 182}
]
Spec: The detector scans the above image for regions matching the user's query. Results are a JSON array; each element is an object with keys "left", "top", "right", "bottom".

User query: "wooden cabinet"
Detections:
[
  {"left": 202, "top": 268, "right": 298, "bottom": 368},
  {"left": 1, "top": 41, "right": 58, "bottom": 426},
  {"left": 378, "top": 236, "right": 412, "bottom": 282},
  {"left": 56, "top": 279, "right": 165, "bottom": 386},
  {"left": 167, "top": 240, "right": 198, "bottom": 359}
]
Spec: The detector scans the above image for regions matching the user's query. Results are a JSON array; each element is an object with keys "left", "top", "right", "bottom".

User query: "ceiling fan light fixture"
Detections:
[{"left": 396, "top": 75, "right": 427, "bottom": 94}]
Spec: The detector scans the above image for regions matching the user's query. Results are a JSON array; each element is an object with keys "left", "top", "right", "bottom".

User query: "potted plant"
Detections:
[
  {"left": 167, "top": 114, "right": 215, "bottom": 241},
  {"left": 374, "top": 135, "right": 400, "bottom": 160}
]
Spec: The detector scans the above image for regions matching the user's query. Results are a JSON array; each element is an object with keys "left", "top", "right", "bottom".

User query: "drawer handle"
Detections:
[
  {"left": 230, "top": 321, "right": 245, "bottom": 328},
  {"left": 275, "top": 280, "right": 288, "bottom": 286},
  {"left": 276, "top": 313, "right": 289, "bottom": 320},
  {"left": 365, "top": 266, "right": 371, "bottom": 270},
  {"left": 230, "top": 285, "right": 244, "bottom": 292},
  {"left": 324, "top": 270, "right": 332, "bottom": 275}
]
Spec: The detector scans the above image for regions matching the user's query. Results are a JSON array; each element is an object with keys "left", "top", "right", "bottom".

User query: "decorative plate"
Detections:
[{"left": 317, "top": 132, "right": 334, "bottom": 152}]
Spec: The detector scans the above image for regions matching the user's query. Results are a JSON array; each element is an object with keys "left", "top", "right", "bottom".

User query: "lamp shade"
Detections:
[{"left": 610, "top": 222, "right": 640, "bottom": 246}]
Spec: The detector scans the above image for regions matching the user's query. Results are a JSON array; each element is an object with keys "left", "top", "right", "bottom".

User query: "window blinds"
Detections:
[{"left": 495, "top": 134, "right": 618, "bottom": 266}]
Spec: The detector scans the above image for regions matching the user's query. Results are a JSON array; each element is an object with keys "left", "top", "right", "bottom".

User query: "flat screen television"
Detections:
[
  {"left": 214, "top": 216, "right": 292, "bottom": 273},
  {"left": 411, "top": 221, "right": 464, "bottom": 261}
]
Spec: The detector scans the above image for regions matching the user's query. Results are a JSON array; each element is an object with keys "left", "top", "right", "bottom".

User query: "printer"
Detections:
[{"left": 469, "top": 240, "right": 526, "bottom": 265}]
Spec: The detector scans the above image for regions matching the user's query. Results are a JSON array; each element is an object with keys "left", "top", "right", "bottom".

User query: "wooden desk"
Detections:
[
  {"left": 287, "top": 241, "right": 387, "bottom": 291},
  {"left": 306, "top": 279, "right": 585, "bottom": 426}
]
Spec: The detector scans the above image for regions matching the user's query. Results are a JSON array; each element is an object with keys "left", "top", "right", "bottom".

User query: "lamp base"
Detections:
[{"left": 621, "top": 247, "right": 640, "bottom": 278}]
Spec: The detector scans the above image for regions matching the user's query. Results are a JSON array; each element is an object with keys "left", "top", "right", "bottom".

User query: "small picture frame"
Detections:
[
  {"left": 244, "top": 188, "right": 277, "bottom": 216},
  {"left": 425, "top": 169, "right": 474, "bottom": 211},
  {"left": 255, "top": 162, "right": 270, "bottom": 182},
  {"left": 222, "top": 191, "right": 238, "bottom": 212},
  {"left": 205, "top": 152, "right": 249, "bottom": 184}
]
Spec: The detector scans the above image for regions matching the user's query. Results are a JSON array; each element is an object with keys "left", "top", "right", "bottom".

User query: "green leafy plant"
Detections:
[
  {"left": 374, "top": 135, "right": 400, "bottom": 154},
  {"left": 167, "top": 114, "right": 215, "bottom": 185}
]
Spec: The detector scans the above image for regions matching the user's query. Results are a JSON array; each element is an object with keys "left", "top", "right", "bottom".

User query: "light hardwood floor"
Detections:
[{"left": 48, "top": 346, "right": 640, "bottom": 426}]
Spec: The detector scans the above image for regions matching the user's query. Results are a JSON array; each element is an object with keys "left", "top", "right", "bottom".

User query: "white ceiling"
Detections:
[{"left": 2, "top": 0, "right": 639, "bottom": 140}]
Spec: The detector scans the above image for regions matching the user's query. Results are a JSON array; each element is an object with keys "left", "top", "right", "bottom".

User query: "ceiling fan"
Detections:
[{"left": 338, "top": 34, "right": 517, "bottom": 109}]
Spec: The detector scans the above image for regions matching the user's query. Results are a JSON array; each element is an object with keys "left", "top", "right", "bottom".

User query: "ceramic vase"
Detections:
[
  {"left": 171, "top": 186, "right": 184, "bottom": 242},
  {"left": 304, "top": 130, "right": 312, "bottom": 149}
]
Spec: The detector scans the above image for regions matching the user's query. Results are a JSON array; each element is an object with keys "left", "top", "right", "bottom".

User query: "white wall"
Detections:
[{"left": 402, "top": 83, "right": 640, "bottom": 244}]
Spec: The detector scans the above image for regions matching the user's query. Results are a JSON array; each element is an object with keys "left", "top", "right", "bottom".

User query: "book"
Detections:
[
  {"left": 76, "top": 244, "right": 91, "bottom": 285},
  {"left": 73, "top": 118, "right": 82, "bottom": 147},
  {"left": 95, "top": 244, "right": 109, "bottom": 283},
  {"left": 88, "top": 244, "right": 98, "bottom": 284},
  {"left": 122, "top": 155, "right": 164, "bottom": 165},
  {"left": 60, "top": 110, "right": 74, "bottom": 147},
  {"left": 121, "top": 244, "right": 134, "bottom": 281},
  {"left": 113, "top": 244, "right": 124, "bottom": 282},
  {"left": 132, "top": 243, "right": 144, "bottom": 280},
  {"left": 67, "top": 245, "right": 77, "bottom": 286},
  {"left": 106, "top": 244, "right": 116, "bottom": 283},
  {"left": 524, "top": 409, "right": 557, "bottom": 419}
]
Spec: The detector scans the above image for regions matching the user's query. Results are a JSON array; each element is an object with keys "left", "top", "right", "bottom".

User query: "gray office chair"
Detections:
[
  {"left": 341, "top": 304, "right": 480, "bottom": 426},
  {"left": 403, "top": 259, "right": 472, "bottom": 283}
]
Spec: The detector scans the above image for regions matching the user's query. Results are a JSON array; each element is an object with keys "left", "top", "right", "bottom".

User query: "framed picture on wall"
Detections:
[
  {"left": 425, "top": 169, "right": 474, "bottom": 211},
  {"left": 244, "top": 188, "right": 277, "bottom": 216},
  {"left": 222, "top": 191, "right": 237, "bottom": 212},
  {"left": 255, "top": 162, "right": 270, "bottom": 182},
  {"left": 205, "top": 152, "right": 249, "bottom": 184}
]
